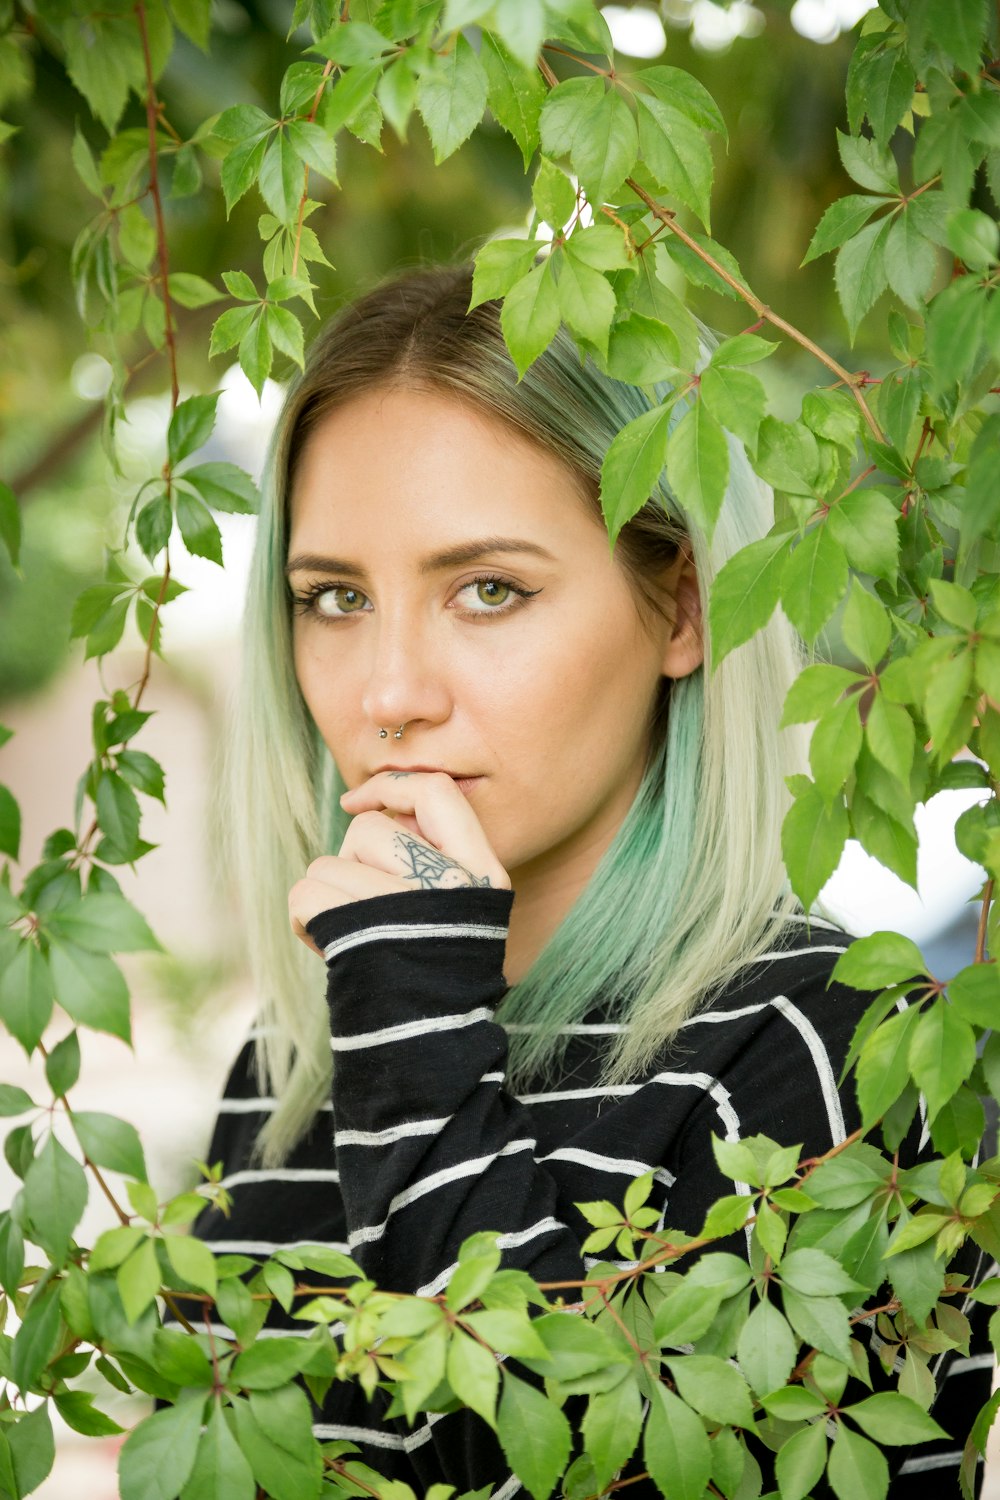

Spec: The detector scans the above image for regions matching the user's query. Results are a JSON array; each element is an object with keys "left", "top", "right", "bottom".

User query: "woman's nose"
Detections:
[{"left": 360, "top": 608, "right": 452, "bottom": 733}]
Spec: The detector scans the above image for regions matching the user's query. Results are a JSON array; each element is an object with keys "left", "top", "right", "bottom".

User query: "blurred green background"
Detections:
[{"left": 1, "top": 0, "right": 897, "bottom": 702}]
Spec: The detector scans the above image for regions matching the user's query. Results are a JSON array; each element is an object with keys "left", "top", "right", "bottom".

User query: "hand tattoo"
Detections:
[{"left": 393, "top": 831, "right": 492, "bottom": 889}]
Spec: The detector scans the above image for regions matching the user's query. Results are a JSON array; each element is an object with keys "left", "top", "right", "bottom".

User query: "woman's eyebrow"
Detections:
[{"left": 284, "top": 536, "right": 557, "bottom": 579}]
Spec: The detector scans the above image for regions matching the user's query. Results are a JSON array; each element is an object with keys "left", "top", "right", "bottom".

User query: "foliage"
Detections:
[{"left": 1, "top": 1, "right": 1000, "bottom": 1498}]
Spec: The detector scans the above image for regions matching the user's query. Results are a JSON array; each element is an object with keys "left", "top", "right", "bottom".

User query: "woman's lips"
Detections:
[{"left": 452, "top": 776, "right": 483, "bottom": 794}]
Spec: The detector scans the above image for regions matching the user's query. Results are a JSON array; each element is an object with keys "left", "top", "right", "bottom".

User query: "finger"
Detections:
[
  {"left": 288, "top": 863, "right": 404, "bottom": 952},
  {"left": 340, "top": 771, "right": 509, "bottom": 886},
  {"left": 328, "top": 810, "right": 495, "bottom": 890}
]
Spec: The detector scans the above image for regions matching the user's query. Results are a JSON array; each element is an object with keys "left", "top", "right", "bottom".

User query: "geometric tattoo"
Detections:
[{"left": 392, "top": 831, "right": 493, "bottom": 889}]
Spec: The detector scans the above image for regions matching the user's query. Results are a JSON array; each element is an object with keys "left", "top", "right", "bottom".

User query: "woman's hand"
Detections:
[{"left": 288, "top": 770, "right": 511, "bottom": 956}]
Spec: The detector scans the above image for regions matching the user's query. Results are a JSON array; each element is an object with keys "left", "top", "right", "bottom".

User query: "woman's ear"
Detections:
[{"left": 660, "top": 547, "right": 704, "bottom": 680}]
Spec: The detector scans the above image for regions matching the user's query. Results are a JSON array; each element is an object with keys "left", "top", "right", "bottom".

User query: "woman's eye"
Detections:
[
  {"left": 311, "top": 586, "right": 368, "bottom": 617},
  {"left": 464, "top": 579, "right": 512, "bottom": 610}
]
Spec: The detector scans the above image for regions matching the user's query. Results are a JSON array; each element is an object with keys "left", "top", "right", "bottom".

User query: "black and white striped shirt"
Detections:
[{"left": 185, "top": 886, "right": 992, "bottom": 1497}]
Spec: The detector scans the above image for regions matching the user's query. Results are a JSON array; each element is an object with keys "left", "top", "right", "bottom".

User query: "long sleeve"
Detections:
[{"left": 305, "top": 885, "right": 593, "bottom": 1492}]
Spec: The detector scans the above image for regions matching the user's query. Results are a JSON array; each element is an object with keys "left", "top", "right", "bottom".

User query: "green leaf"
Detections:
[
  {"left": 0, "top": 939, "right": 53, "bottom": 1052},
  {"left": 95, "top": 769, "right": 141, "bottom": 857},
  {"left": 827, "top": 1423, "right": 888, "bottom": 1500},
  {"left": 653, "top": 1282, "right": 723, "bottom": 1346},
  {"left": 707, "top": 530, "right": 793, "bottom": 667},
  {"left": 500, "top": 260, "right": 559, "bottom": 380},
  {"left": 231, "top": 1337, "right": 315, "bottom": 1390},
  {"left": 462, "top": 1309, "right": 548, "bottom": 1359},
  {"left": 176, "top": 492, "right": 223, "bottom": 565},
  {"left": 45, "top": 892, "right": 161, "bottom": 954},
  {"left": 582, "top": 1375, "right": 642, "bottom": 1493},
  {"left": 115, "top": 749, "right": 165, "bottom": 803},
  {"left": 540, "top": 77, "right": 635, "bottom": 209},
  {"left": 666, "top": 398, "right": 729, "bottom": 539},
  {"left": 480, "top": 32, "right": 544, "bottom": 171},
  {"left": 779, "top": 1248, "right": 863, "bottom": 1297},
  {"left": 136, "top": 495, "right": 173, "bottom": 563},
  {"left": 909, "top": 999, "right": 977, "bottom": 1122},
  {"left": 946, "top": 207, "right": 999, "bottom": 271},
  {"left": 639, "top": 65, "right": 726, "bottom": 139},
  {"left": 664, "top": 1353, "right": 755, "bottom": 1428},
  {"left": 53, "top": 1388, "right": 125, "bottom": 1437},
  {"left": 287, "top": 120, "right": 338, "bottom": 185},
  {"left": 865, "top": 695, "right": 915, "bottom": 785},
  {"left": 837, "top": 130, "right": 900, "bottom": 193},
  {"left": 229, "top": 1389, "right": 323, "bottom": 1500},
  {"left": 555, "top": 249, "right": 616, "bottom": 358},
  {"left": 835, "top": 214, "right": 893, "bottom": 342},
  {"left": 0, "top": 479, "right": 21, "bottom": 570},
  {"left": 855, "top": 1003, "right": 922, "bottom": 1126},
  {"left": 167, "top": 394, "right": 220, "bottom": 469},
  {"left": 884, "top": 206, "right": 938, "bottom": 310},
  {"left": 781, "top": 663, "right": 860, "bottom": 726},
  {"left": 532, "top": 156, "right": 576, "bottom": 230},
  {"left": 118, "top": 1398, "right": 206, "bottom": 1500},
  {"left": 599, "top": 403, "right": 671, "bottom": 546},
  {"left": 644, "top": 1384, "right": 712, "bottom": 1500},
  {"left": 841, "top": 578, "right": 891, "bottom": 669},
  {"left": 180, "top": 1399, "right": 255, "bottom": 1500},
  {"left": 469, "top": 237, "right": 539, "bottom": 309},
  {"left": 810, "top": 694, "right": 863, "bottom": 802},
  {"left": 6, "top": 1403, "right": 55, "bottom": 1497},
  {"left": 781, "top": 526, "right": 849, "bottom": 645},
  {"left": 446, "top": 1330, "right": 499, "bottom": 1428},
  {"left": 781, "top": 780, "right": 849, "bottom": 913},
  {"left": 782, "top": 1287, "right": 852, "bottom": 1362},
  {"left": 49, "top": 939, "right": 131, "bottom": 1042},
  {"left": 415, "top": 33, "right": 488, "bottom": 165},
  {"left": 636, "top": 94, "right": 713, "bottom": 228},
  {"left": 736, "top": 1297, "right": 798, "bottom": 1396},
  {"left": 843, "top": 1391, "right": 948, "bottom": 1445},
  {"left": 71, "top": 1111, "right": 147, "bottom": 1180},
  {"left": 117, "top": 1237, "right": 162, "bottom": 1323},
  {"left": 23, "top": 1131, "right": 88, "bottom": 1263},
  {"left": 11, "top": 1285, "right": 62, "bottom": 1393},
  {"left": 700, "top": 364, "right": 766, "bottom": 453},
  {"left": 604, "top": 312, "right": 682, "bottom": 384},
  {"left": 259, "top": 130, "right": 304, "bottom": 224},
  {"left": 947, "top": 963, "right": 999, "bottom": 1026},
  {"left": 802, "top": 194, "right": 893, "bottom": 266},
  {"left": 210, "top": 304, "right": 259, "bottom": 357},
  {"left": 761, "top": 1385, "right": 826, "bottom": 1421},
  {"left": 497, "top": 1369, "right": 573, "bottom": 1500},
  {"left": 926, "top": 276, "right": 984, "bottom": 390},
  {"left": 774, "top": 1419, "right": 828, "bottom": 1500},
  {"left": 0, "top": 1083, "right": 35, "bottom": 1116}
]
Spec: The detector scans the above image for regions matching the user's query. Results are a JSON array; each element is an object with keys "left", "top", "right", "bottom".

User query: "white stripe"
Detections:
[
  {"left": 492, "top": 1476, "right": 523, "bottom": 1500},
  {"left": 770, "top": 996, "right": 846, "bottom": 1144},
  {"left": 945, "top": 1352, "right": 996, "bottom": 1377},
  {"left": 331, "top": 1006, "right": 494, "bottom": 1052},
  {"left": 215, "top": 1096, "right": 332, "bottom": 1114},
  {"left": 505, "top": 1022, "right": 624, "bottom": 1035},
  {"left": 416, "top": 1217, "right": 565, "bottom": 1297},
  {"left": 746, "top": 944, "right": 851, "bottom": 963},
  {"left": 899, "top": 1451, "right": 970, "bottom": 1473},
  {"left": 320, "top": 920, "right": 508, "bottom": 963},
  {"left": 311, "top": 1414, "right": 445, "bottom": 1453},
  {"left": 205, "top": 1237, "right": 350, "bottom": 1255},
  {"left": 540, "top": 1146, "right": 663, "bottom": 1179},
  {"left": 335, "top": 1116, "right": 453, "bottom": 1148},
  {"left": 481, "top": 1071, "right": 504, "bottom": 1083},
  {"left": 683, "top": 1002, "right": 770, "bottom": 1026},
  {"left": 518, "top": 1084, "right": 641, "bottom": 1104},
  {"left": 218, "top": 1167, "right": 340, "bottom": 1188},
  {"left": 348, "top": 1140, "right": 537, "bottom": 1247}
]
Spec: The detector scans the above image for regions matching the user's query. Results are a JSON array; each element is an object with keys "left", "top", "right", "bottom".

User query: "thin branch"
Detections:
[
  {"left": 976, "top": 878, "right": 994, "bottom": 964},
  {"left": 134, "top": 0, "right": 179, "bottom": 408}
]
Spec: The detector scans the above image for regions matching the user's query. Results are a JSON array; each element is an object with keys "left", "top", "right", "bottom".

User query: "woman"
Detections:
[{"left": 189, "top": 260, "right": 991, "bottom": 1496}]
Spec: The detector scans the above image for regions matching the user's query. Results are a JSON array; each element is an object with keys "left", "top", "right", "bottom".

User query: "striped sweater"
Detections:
[{"left": 186, "top": 886, "right": 992, "bottom": 1497}]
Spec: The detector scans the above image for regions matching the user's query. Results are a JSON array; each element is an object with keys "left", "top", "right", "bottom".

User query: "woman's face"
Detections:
[{"left": 286, "top": 384, "right": 702, "bottom": 885}]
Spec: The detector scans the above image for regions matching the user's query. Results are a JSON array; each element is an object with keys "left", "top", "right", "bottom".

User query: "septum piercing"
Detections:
[{"left": 378, "top": 726, "right": 405, "bottom": 739}]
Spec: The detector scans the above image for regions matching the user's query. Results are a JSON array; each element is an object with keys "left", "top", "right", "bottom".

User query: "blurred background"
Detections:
[{"left": 1, "top": 0, "right": 997, "bottom": 1491}]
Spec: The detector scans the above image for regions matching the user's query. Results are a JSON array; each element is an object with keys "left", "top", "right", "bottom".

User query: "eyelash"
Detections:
[{"left": 289, "top": 573, "right": 542, "bottom": 625}]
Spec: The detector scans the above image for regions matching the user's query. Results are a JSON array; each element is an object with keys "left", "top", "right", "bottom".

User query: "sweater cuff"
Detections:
[
  {"left": 305, "top": 886, "right": 516, "bottom": 1036},
  {"left": 305, "top": 885, "right": 515, "bottom": 953}
]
